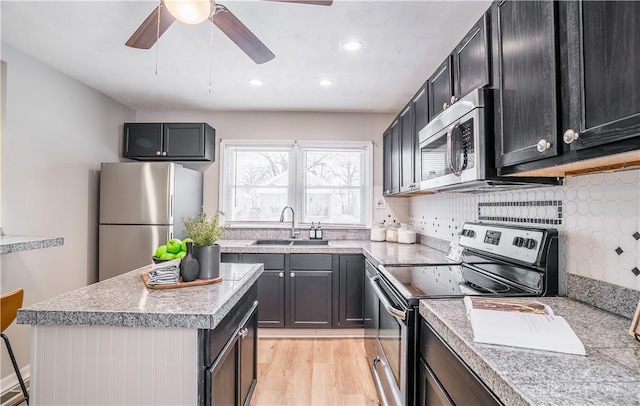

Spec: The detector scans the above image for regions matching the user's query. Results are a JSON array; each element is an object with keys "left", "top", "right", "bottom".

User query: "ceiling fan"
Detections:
[{"left": 126, "top": 0, "right": 333, "bottom": 64}]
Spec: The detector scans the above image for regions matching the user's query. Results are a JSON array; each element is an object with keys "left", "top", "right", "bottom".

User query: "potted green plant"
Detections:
[{"left": 183, "top": 211, "right": 228, "bottom": 280}]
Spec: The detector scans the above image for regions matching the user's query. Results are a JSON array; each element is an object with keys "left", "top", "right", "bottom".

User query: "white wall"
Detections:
[
  {"left": 135, "top": 110, "right": 410, "bottom": 225},
  {"left": 0, "top": 44, "right": 134, "bottom": 386}
]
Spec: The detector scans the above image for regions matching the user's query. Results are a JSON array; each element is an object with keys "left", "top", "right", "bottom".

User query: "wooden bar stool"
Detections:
[{"left": 1, "top": 288, "right": 29, "bottom": 405}]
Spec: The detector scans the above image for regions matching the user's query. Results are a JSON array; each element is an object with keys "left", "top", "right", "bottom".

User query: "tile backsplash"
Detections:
[{"left": 410, "top": 168, "right": 640, "bottom": 294}]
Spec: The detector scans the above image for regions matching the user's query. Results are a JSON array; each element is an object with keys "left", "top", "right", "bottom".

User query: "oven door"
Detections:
[{"left": 369, "top": 273, "right": 410, "bottom": 406}]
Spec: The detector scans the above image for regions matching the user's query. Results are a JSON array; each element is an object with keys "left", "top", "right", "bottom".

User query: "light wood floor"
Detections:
[{"left": 250, "top": 338, "right": 379, "bottom": 406}]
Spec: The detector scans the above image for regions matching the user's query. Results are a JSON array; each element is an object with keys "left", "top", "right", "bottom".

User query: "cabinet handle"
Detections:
[
  {"left": 290, "top": 272, "right": 295, "bottom": 278},
  {"left": 238, "top": 328, "right": 248, "bottom": 339},
  {"left": 161, "top": 151, "right": 167, "bottom": 156},
  {"left": 443, "top": 102, "right": 449, "bottom": 110},
  {"left": 536, "top": 139, "right": 551, "bottom": 153},
  {"left": 278, "top": 272, "right": 284, "bottom": 278},
  {"left": 563, "top": 129, "right": 580, "bottom": 144},
  {"left": 155, "top": 151, "right": 161, "bottom": 156},
  {"left": 450, "top": 95, "right": 458, "bottom": 104}
]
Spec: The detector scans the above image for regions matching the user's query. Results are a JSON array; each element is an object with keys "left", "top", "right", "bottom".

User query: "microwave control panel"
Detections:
[{"left": 460, "top": 119, "right": 475, "bottom": 169}]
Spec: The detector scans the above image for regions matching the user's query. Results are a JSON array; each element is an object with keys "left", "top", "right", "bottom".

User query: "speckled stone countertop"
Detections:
[
  {"left": 420, "top": 297, "right": 640, "bottom": 406},
  {"left": 17, "top": 263, "right": 263, "bottom": 330},
  {"left": 0, "top": 235, "right": 64, "bottom": 254},
  {"left": 218, "top": 239, "right": 453, "bottom": 267}
]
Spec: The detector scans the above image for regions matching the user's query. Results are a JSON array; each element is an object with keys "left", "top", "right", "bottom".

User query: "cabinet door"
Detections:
[
  {"left": 164, "top": 123, "right": 207, "bottom": 159},
  {"left": 453, "top": 13, "right": 490, "bottom": 98},
  {"left": 412, "top": 85, "right": 429, "bottom": 183},
  {"left": 399, "top": 104, "right": 417, "bottom": 193},
  {"left": 562, "top": 1, "right": 640, "bottom": 152},
  {"left": 337, "top": 255, "right": 364, "bottom": 327},
  {"left": 383, "top": 128, "right": 392, "bottom": 196},
  {"left": 389, "top": 119, "right": 401, "bottom": 195},
  {"left": 122, "top": 123, "right": 163, "bottom": 159},
  {"left": 289, "top": 270, "right": 333, "bottom": 328},
  {"left": 493, "top": 0, "right": 560, "bottom": 168},
  {"left": 429, "top": 57, "right": 453, "bottom": 120},
  {"left": 256, "top": 270, "right": 286, "bottom": 328},
  {"left": 210, "top": 338, "right": 239, "bottom": 406},
  {"left": 239, "top": 304, "right": 258, "bottom": 406}
]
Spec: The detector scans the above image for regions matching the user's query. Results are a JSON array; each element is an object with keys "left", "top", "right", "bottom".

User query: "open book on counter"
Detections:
[{"left": 464, "top": 296, "right": 586, "bottom": 356}]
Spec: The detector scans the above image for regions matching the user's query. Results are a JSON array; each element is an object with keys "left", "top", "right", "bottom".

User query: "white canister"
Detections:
[
  {"left": 370, "top": 223, "right": 386, "bottom": 241},
  {"left": 398, "top": 223, "right": 416, "bottom": 244},
  {"left": 385, "top": 224, "right": 399, "bottom": 243}
]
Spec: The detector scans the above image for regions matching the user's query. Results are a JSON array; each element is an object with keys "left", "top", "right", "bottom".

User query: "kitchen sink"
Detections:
[
  {"left": 290, "top": 240, "right": 329, "bottom": 246},
  {"left": 247, "top": 239, "right": 330, "bottom": 246}
]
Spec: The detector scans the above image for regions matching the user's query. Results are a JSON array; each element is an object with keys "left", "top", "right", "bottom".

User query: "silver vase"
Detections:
[{"left": 193, "top": 244, "right": 221, "bottom": 280}]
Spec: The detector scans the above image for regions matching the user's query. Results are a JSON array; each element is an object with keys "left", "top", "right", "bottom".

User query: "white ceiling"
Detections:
[{"left": 1, "top": 0, "right": 492, "bottom": 113}]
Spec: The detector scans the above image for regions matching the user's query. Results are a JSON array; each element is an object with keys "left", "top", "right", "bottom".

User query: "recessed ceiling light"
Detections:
[
  {"left": 318, "top": 79, "right": 334, "bottom": 87},
  {"left": 248, "top": 79, "right": 264, "bottom": 86},
  {"left": 342, "top": 40, "right": 363, "bottom": 52}
]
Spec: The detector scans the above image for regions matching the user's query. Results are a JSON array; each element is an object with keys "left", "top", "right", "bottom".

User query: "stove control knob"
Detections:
[
  {"left": 513, "top": 237, "right": 524, "bottom": 247},
  {"left": 525, "top": 239, "right": 537, "bottom": 249},
  {"left": 467, "top": 230, "right": 475, "bottom": 238}
]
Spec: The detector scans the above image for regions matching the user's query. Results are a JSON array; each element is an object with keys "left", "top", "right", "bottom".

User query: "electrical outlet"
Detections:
[{"left": 375, "top": 198, "right": 387, "bottom": 209}]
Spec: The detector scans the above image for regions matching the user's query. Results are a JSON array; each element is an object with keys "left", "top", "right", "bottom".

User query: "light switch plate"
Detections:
[{"left": 375, "top": 198, "right": 387, "bottom": 209}]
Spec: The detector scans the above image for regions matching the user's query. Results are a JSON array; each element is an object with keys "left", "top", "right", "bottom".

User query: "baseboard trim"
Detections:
[
  {"left": 0, "top": 365, "right": 29, "bottom": 406},
  {"left": 258, "top": 328, "right": 365, "bottom": 338}
]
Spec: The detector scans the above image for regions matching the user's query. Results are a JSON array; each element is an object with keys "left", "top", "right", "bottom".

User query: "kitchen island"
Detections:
[
  {"left": 420, "top": 297, "right": 640, "bottom": 406},
  {"left": 17, "top": 262, "right": 263, "bottom": 406}
]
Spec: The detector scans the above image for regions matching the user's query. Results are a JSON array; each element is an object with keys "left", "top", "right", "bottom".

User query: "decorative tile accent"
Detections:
[
  {"left": 634, "top": 232, "right": 640, "bottom": 240},
  {"left": 615, "top": 247, "right": 624, "bottom": 255},
  {"left": 478, "top": 200, "right": 562, "bottom": 225},
  {"left": 632, "top": 267, "right": 640, "bottom": 277}
]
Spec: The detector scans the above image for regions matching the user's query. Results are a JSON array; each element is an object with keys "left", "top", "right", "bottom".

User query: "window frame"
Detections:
[{"left": 219, "top": 139, "right": 373, "bottom": 229}]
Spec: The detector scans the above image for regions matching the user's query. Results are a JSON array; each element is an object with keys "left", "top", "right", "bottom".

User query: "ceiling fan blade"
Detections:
[
  {"left": 211, "top": 5, "right": 275, "bottom": 64},
  {"left": 125, "top": 4, "right": 176, "bottom": 49},
  {"left": 263, "top": 0, "right": 333, "bottom": 5}
]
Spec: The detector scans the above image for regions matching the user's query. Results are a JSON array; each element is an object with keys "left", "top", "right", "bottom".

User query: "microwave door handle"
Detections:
[
  {"left": 447, "top": 121, "right": 461, "bottom": 176},
  {"left": 369, "top": 276, "right": 407, "bottom": 321}
]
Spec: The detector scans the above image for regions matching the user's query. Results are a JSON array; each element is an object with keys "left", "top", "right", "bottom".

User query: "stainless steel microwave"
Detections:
[{"left": 418, "top": 88, "right": 561, "bottom": 192}]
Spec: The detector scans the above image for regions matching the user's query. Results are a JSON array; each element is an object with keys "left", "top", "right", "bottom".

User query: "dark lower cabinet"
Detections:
[
  {"left": 418, "top": 318, "right": 501, "bottom": 406},
  {"left": 289, "top": 270, "right": 333, "bottom": 328},
  {"left": 337, "top": 254, "right": 365, "bottom": 327},
  {"left": 202, "top": 284, "right": 258, "bottom": 406},
  {"left": 493, "top": 0, "right": 560, "bottom": 168},
  {"left": 222, "top": 253, "right": 364, "bottom": 328},
  {"left": 256, "top": 270, "right": 286, "bottom": 327}
]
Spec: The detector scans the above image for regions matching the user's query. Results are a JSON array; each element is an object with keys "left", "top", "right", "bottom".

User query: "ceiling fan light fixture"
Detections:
[{"left": 164, "top": 0, "right": 214, "bottom": 25}]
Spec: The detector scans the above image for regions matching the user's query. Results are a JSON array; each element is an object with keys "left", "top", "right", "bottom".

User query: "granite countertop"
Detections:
[
  {"left": 420, "top": 297, "right": 640, "bottom": 406},
  {"left": 219, "top": 239, "right": 453, "bottom": 267},
  {"left": 18, "top": 263, "right": 263, "bottom": 330},
  {"left": 0, "top": 235, "right": 64, "bottom": 254}
]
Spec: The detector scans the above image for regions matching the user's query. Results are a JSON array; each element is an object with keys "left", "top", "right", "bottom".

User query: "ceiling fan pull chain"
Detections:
[
  {"left": 155, "top": 2, "right": 161, "bottom": 75},
  {"left": 208, "top": 20, "right": 214, "bottom": 94}
]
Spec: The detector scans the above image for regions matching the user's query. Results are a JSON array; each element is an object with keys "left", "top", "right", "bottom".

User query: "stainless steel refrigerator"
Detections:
[{"left": 98, "top": 162, "right": 203, "bottom": 281}]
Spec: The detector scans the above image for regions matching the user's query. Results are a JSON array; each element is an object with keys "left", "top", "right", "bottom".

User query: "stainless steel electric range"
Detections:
[{"left": 364, "top": 222, "right": 559, "bottom": 406}]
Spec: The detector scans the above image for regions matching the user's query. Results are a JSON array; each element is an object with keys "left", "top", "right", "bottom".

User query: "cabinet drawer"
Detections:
[
  {"left": 242, "top": 254, "right": 285, "bottom": 270},
  {"left": 290, "top": 254, "right": 332, "bottom": 270},
  {"left": 221, "top": 253, "right": 241, "bottom": 263},
  {"left": 420, "top": 319, "right": 501, "bottom": 406}
]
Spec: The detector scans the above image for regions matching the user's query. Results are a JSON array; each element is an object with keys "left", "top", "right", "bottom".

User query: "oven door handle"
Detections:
[
  {"left": 370, "top": 275, "right": 406, "bottom": 321},
  {"left": 371, "top": 356, "right": 403, "bottom": 406}
]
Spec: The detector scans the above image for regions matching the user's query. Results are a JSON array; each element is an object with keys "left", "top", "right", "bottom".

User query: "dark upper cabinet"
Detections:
[
  {"left": 336, "top": 255, "right": 365, "bottom": 327},
  {"left": 123, "top": 122, "right": 215, "bottom": 161},
  {"left": 428, "top": 57, "right": 453, "bottom": 121},
  {"left": 399, "top": 103, "right": 419, "bottom": 193},
  {"left": 412, "top": 84, "right": 429, "bottom": 184},
  {"left": 453, "top": 13, "right": 491, "bottom": 99},
  {"left": 383, "top": 119, "right": 401, "bottom": 196},
  {"left": 492, "top": 0, "right": 561, "bottom": 168},
  {"left": 561, "top": 1, "right": 640, "bottom": 152}
]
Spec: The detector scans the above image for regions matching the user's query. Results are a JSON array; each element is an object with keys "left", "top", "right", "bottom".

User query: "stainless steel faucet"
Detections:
[{"left": 279, "top": 206, "right": 299, "bottom": 239}]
